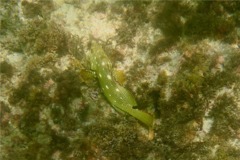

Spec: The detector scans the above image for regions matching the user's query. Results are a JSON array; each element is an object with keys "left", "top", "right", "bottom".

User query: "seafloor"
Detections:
[{"left": 0, "top": 1, "right": 240, "bottom": 160}]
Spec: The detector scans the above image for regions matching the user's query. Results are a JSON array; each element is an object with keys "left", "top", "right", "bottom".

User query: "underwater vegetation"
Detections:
[
  {"left": 151, "top": 1, "right": 240, "bottom": 53},
  {"left": 0, "top": 0, "right": 240, "bottom": 160}
]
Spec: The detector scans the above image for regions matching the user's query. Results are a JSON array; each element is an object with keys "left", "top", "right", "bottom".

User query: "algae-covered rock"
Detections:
[{"left": 0, "top": 1, "right": 239, "bottom": 160}]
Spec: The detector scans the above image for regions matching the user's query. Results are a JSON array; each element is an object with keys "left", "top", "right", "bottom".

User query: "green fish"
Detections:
[{"left": 89, "top": 41, "right": 153, "bottom": 127}]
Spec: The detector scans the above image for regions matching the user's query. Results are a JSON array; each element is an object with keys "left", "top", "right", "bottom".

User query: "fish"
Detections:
[{"left": 89, "top": 41, "right": 153, "bottom": 127}]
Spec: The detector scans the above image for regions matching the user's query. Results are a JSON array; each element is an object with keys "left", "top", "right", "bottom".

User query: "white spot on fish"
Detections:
[
  {"left": 99, "top": 73, "right": 102, "bottom": 78},
  {"left": 106, "top": 85, "right": 109, "bottom": 89},
  {"left": 107, "top": 74, "right": 112, "bottom": 80},
  {"left": 116, "top": 88, "right": 120, "bottom": 92}
]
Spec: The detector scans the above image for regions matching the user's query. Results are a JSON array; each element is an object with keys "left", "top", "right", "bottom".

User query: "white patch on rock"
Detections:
[{"left": 54, "top": 55, "right": 71, "bottom": 72}]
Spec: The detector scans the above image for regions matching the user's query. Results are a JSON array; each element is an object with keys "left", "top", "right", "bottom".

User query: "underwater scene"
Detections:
[{"left": 0, "top": 0, "right": 240, "bottom": 159}]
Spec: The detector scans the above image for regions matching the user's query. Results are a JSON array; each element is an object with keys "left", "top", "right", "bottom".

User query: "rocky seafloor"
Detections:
[{"left": 0, "top": 1, "right": 240, "bottom": 160}]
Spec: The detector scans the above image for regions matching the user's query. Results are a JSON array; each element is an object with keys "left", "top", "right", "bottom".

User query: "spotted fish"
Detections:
[{"left": 89, "top": 41, "right": 153, "bottom": 127}]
